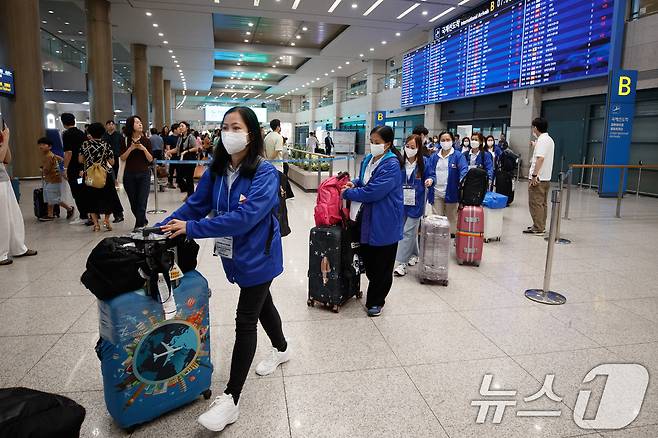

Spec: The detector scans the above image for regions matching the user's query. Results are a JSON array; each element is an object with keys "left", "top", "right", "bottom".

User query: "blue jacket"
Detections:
[
  {"left": 403, "top": 157, "right": 435, "bottom": 219},
  {"left": 427, "top": 149, "right": 469, "bottom": 204},
  {"left": 466, "top": 149, "right": 494, "bottom": 181},
  {"left": 343, "top": 151, "right": 404, "bottom": 246},
  {"left": 158, "top": 162, "right": 283, "bottom": 288}
]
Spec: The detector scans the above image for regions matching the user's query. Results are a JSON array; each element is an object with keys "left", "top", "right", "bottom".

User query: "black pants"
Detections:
[
  {"left": 112, "top": 158, "right": 119, "bottom": 181},
  {"left": 225, "top": 280, "right": 287, "bottom": 401},
  {"left": 123, "top": 171, "right": 150, "bottom": 228},
  {"left": 360, "top": 243, "right": 398, "bottom": 308},
  {"left": 177, "top": 164, "right": 195, "bottom": 197},
  {"left": 67, "top": 171, "right": 88, "bottom": 219},
  {"left": 168, "top": 155, "right": 179, "bottom": 185}
]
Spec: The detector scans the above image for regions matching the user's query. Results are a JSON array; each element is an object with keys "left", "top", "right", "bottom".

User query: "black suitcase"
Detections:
[
  {"left": 494, "top": 170, "right": 515, "bottom": 206},
  {"left": 33, "top": 188, "right": 60, "bottom": 218},
  {"left": 307, "top": 225, "right": 362, "bottom": 313}
]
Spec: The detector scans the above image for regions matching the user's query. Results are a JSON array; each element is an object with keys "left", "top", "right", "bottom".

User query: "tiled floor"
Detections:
[{"left": 2, "top": 177, "right": 658, "bottom": 438}]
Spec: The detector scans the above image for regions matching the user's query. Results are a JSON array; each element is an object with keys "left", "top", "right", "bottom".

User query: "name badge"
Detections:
[
  {"left": 213, "top": 236, "right": 233, "bottom": 259},
  {"left": 403, "top": 185, "right": 416, "bottom": 206}
]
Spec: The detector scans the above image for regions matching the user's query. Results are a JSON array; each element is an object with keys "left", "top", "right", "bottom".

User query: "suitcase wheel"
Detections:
[
  {"left": 457, "top": 259, "right": 464, "bottom": 265},
  {"left": 202, "top": 389, "right": 212, "bottom": 400},
  {"left": 307, "top": 298, "right": 315, "bottom": 307},
  {"left": 440, "top": 280, "right": 449, "bottom": 287},
  {"left": 356, "top": 291, "right": 363, "bottom": 299},
  {"left": 474, "top": 262, "right": 480, "bottom": 267},
  {"left": 419, "top": 279, "right": 425, "bottom": 285},
  {"left": 331, "top": 304, "right": 340, "bottom": 313}
]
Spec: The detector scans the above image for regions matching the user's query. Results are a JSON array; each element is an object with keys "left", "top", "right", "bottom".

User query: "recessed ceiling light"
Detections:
[
  {"left": 369, "top": 47, "right": 374, "bottom": 51},
  {"left": 422, "top": 10, "right": 428, "bottom": 15},
  {"left": 171, "top": 55, "right": 176, "bottom": 59},
  {"left": 178, "top": 69, "right": 182, "bottom": 72},
  {"left": 214, "top": 0, "right": 220, "bottom": 3},
  {"left": 64, "top": 22, "right": 70, "bottom": 25},
  {"left": 290, "top": 42, "right": 295, "bottom": 46},
  {"left": 48, "top": 10, "right": 54, "bottom": 14},
  {"left": 158, "top": 32, "right": 164, "bottom": 37},
  {"left": 168, "top": 49, "right": 173, "bottom": 53},
  {"left": 331, "top": 69, "right": 335, "bottom": 72},
  {"left": 41, "top": 20, "right": 47, "bottom": 23},
  {"left": 57, "top": 30, "right": 62, "bottom": 33},
  {"left": 276, "top": 61, "right": 280, "bottom": 64},
  {"left": 359, "top": 53, "right": 364, "bottom": 57},
  {"left": 345, "top": 61, "right": 350, "bottom": 64},
  {"left": 292, "top": 0, "right": 301, "bottom": 9},
  {"left": 324, "top": 73, "right": 329, "bottom": 76},
  {"left": 295, "top": 35, "right": 301, "bottom": 39},
  {"left": 163, "top": 40, "right": 168, "bottom": 44},
  {"left": 272, "top": 65, "right": 277, "bottom": 68},
  {"left": 248, "top": 22, "right": 254, "bottom": 27},
  {"left": 145, "top": 12, "right": 152, "bottom": 16},
  {"left": 302, "top": 26, "right": 308, "bottom": 31},
  {"left": 237, "top": 62, "right": 241, "bottom": 65},
  {"left": 352, "top": 3, "right": 358, "bottom": 8},
  {"left": 395, "top": 32, "right": 401, "bottom": 36},
  {"left": 244, "top": 39, "right": 249, "bottom": 42},
  {"left": 152, "top": 23, "right": 159, "bottom": 27},
  {"left": 338, "top": 66, "right": 342, "bottom": 69},
  {"left": 381, "top": 40, "right": 387, "bottom": 44},
  {"left": 429, "top": 6, "right": 455, "bottom": 22},
  {"left": 246, "top": 31, "right": 251, "bottom": 35}
]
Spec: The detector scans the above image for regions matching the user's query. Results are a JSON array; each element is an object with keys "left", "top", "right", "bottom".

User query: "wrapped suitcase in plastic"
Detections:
[
  {"left": 418, "top": 215, "right": 450, "bottom": 286},
  {"left": 456, "top": 206, "right": 484, "bottom": 266},
  {"left": 482, "top": 192, "right": 507, "bottom": 243},
  {"left": 307, "top": 225, "right": 362, "bottom": 313}
]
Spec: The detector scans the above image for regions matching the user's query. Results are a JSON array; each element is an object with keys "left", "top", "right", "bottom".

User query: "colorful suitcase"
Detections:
[
  {"left": 456, "top": 206, "right": 484, "bottom": 266},
  {"left": 307, "top": 225, "right": 362, "bottom": 313},
  {"left": 95, "top": 270, "right": 213, "bottom": 430},
  {"left": 418, "top": 215, "right": 450, "bottom": 286}
]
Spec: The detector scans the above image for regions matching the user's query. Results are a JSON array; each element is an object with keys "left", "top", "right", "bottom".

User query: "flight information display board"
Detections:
[
  {"left": 0, "top": 68, "right": 14, "bottom": 96},
  {"left": 402, "top": 0, "right": 614, "bottom": 107}
]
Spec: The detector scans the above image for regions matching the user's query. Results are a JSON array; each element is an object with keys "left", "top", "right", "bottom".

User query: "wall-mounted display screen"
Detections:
[
  {"left": 0, "top": 68, "right": 15, "bottom": 96},
  {"left": 401, "top": 0, "right": 614, "bottom": 107}
]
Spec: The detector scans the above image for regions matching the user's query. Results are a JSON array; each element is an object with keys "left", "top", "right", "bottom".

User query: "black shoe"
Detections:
[
  {"left": 112, "top": 216, "right": 124, "bottom": 223},
  {"left": 523, "top": 228, "right": 545, "bottom": 235}
]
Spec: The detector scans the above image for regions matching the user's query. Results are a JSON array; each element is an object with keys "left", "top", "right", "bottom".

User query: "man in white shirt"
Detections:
[
  {"left": 306, "top": 132, "right": 319, "bottom": 153},
  {"left": 524, "top": 117, "right": 554, "bottom": 234},
  {"left": 264, "top": 119, "right": 285, "bottom": 172}
]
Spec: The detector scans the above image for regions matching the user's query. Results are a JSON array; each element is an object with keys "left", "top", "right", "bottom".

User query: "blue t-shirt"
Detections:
[{"left": 150, "top": 134, "right": 164, "bottom": 152}]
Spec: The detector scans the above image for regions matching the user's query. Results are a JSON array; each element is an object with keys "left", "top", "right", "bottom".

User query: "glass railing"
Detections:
[
  {"left": 299, "top": 101, "right": 311, "bottom": 111},
  {"left": 318, "top": 95, "right": 334, "bottom": 107},
  {"left": 377, "top": 72, "right": 402, "bottom": 92},
  {"left": 40, "top": 29, "right": 131, "bottom": 92}
]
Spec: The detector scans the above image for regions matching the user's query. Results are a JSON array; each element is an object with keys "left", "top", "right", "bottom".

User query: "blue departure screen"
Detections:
[
  {"left": 401, "top": 0, "right": 614, "bottom": 107},
  {"left": 0, "top": 68, "right": 14, "bottom": 96}
]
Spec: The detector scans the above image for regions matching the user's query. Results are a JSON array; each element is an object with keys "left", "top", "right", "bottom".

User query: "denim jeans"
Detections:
[
  {"left": 123, "top": 171, "right": 150, "bottom": 227},
  {"left": 395, "top": 216, "right": 421, "bottom": 265}
]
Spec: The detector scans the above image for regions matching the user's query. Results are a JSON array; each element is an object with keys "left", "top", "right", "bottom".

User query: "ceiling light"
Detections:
[
  {"left": 422, "top": 10, "right": 428, "bottom": 15},
  {"left": 272, "top": 65, "right": 277, "bottom": 68},
  {"left": 57, "top": 30, "right": 62, "bottom": 34},
  {"left": 331, "top": 69, "right": 335, "bottom": 72},
  {"left": 351, "top": 3, "right": 358, "bottom": 8},
  {"left": 397, "top": 2, "right": 420, "bottom": 19},
  {"left": 158, "top": 32, "right": 164, "bottom": 37},
  {"left": 195, "top": 91, "right": 199, "bottom": 96},
  {"left": 290, "top": 42, "right": 295, "bottom": 46},
  {"left": 246, "top": 31, "right": 251, "bottom": 35},
  {"left": 359, "top": 53, "right": 364, "bottom": 57},
  {"left": 163, "top": 41, "right": 168, "bottom": 44},
  {"left": 254, "top": 0, "right": 260, "bottom": 5},
  {"left": 429, "top": 6, "right": 455, "bottom": 22},
  {"left": 325, "top": 73, "right": 329, "bottom": 76},
  {"left": 363, "top": 0, "right": 383, "bottom": 15},
  {"left": 328, "top": 0, "right": 342, "bottom": 12},
  {"left": 168, "top": 49, "right": 173, "bottom": 53},
  {"left": 244, "top": 39, "right": 249, "bottom": 42},
  {"left": 171, "top": 55, "right": 176, "bottom": 58},
  {"left": 64, "top": 22, "right": 70, "bottom": 25},
  {"left": 78, "top": 31, "right": 83, "bottom": 35},
  {"left": 215, "top": 0, "right": 220, "bottom": 3},
  {"left": 458, "top": 0, "right": 471, "bottom": 5},
  {"left": 145, "top": 12, "right": 152, "bottom": 16},
  {"left": 248, "top": 22, "right": 254, "bottom": 27},
  {"left": 302, "top": 26, "right": 308, "bottom": 31},
  {"left": 152, "top": 23, "right": 159, "bottom": 27},
  {"left": 237, "top": 62, "right": 241, "bottom": 65},
  {"left": 345, "top": 61, "right": 350, "bottom": 64},
  {"left": 48, "top": 10, "right": 54, "bottom": 14},
  {"left": 295, "top": 35, "right": 301, "bottom": 39},
  {"left": 338, "top": 66, "right": 342, "bottom": 69},
  {"left": 395, "top": 32, "right": 401, "bottom": 36},
  {"left": 381, "top": 40, "right": 387, "bottom": 44},
  {"left": 41, "top": 20, "right": 47, "bottom": 23},
  {"left": 369, "top": 47, "right": 374, "bottom": 51},
  {"left": 292, "top": 0, "right": 301, "bottom": 9}
]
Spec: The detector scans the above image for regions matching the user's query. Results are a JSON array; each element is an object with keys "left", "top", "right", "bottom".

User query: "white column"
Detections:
[
  {"left": 509, "top": 88, "right": 542, "bottom": 176},
  {"left": 366, "top": 60, "right": 386, "bottom": 139},
  {"left": 332, "top": 77, "right": 347, "bottom": 129},
  {"left": 424, "top": 104, "right": 447, "bottom": 134}
]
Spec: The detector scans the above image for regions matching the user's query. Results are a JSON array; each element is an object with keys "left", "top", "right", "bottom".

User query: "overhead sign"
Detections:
[
  {"left": 374, "top": 111, "right": 386, "bottom": 127},
  {"left": 0, "top": 68, "right": 15, "bottom": 96},
  {"left": 205, "top": 106, "right": 268, "bottom": 124},
  {"left": 599, "top": 69, "right": 638, "bottom": 196}
]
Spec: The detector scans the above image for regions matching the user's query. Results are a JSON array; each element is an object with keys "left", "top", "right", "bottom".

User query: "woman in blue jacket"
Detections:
[
  {"left": 394, "top": 134, "right": 434, "bottom": 277},
  {"left": 342, "top": 125, "right": 403, "bottom": 317},
  {"left": 427, "top": 131, "right": 469, "bottom": 236},
  {"left": 160, "top": 107, "right": 288, "bottom": 433},
  {"left": 465, "top": 132, "right": 494, "bottom": 184}
]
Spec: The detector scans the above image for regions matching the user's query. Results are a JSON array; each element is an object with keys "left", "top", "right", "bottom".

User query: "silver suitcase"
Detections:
[{"left": 418, "top": 215, "right": 450, "bottom": 286}]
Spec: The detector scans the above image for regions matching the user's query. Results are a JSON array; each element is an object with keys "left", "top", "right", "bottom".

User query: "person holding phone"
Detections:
[
  {"left": 120, "top": 115, "right": 153, "bottom": 231},
  {"left": 0, "top": 125, "right": 37, "bottom": 266}
]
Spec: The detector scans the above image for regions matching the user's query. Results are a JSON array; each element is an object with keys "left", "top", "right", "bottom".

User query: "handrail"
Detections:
[{"left": 570, "top": 164, "right": 658, "bottom": 170}]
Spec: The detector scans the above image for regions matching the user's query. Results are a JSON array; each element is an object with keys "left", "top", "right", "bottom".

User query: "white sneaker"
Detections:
[
  {"left": 69, "top": 218, "right": 85, "bottom": 225},
  {"left": 197, "top": 393, "right": 240, "bottom": 432},
  {"left": 407, "top": 256, "right": 419, "bottom": 266},
  {"left": 394, "top": 264, "right": 406, "bottom": 276},
  {"left": 255, "top": 346, "right": 290, "bottom": 376}
]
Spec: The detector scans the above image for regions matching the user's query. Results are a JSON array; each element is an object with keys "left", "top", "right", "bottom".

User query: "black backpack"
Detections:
[
  {"left": 460, "top": 168, "right": 488, "bottom": 206},
  {"left": 0, "top": 388, "right": 86, "bottom": 438}
]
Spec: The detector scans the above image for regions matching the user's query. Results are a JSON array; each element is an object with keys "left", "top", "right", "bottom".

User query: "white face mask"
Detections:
[
  {"left": 404, "top": 146, "right": 418, "bottom": 158},
  {"left": 471, "top": 140, "right": 480, "bottom": 149},
  {"left": 440, "top": 141, "right": 452, "bottom": 151},
  {"left": 370, "top": 143, "right": 386, "bottom": 157},
  {"left": 222, "top": 131, "right": 249, "bottom": 154}
]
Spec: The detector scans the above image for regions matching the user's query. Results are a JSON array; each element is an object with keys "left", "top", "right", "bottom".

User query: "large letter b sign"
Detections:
[
  {"left": 618, "top": 76, "right": 632, "bottom": 96},
  {"left": 574, "top": 364, "right": 648, "bottom": 429}
]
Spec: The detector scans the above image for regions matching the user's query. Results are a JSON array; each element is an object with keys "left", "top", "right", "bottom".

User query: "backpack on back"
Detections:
[
  {"left": 314, "top": 172, "right": 351, "bottom": 227},
  {"left": 460, "top": 167, "right": 488, "bottom": 206}
]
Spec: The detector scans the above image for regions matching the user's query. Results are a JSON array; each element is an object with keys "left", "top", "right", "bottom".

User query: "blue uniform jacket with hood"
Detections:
[
  {"left": 403, "top": 156, "right": 435, "bottom": 219},
  {"left": 158, "top": 162, "right": 283, "bottom": 288},
  {"left": 466, "top": 149, "right": 494, "bottom": 181},
  {"left": 426, "top": 149, "right": 469, "bottom": 204},
  {"left": 343, "top": 151, "right": 404, "bottom": 246}
]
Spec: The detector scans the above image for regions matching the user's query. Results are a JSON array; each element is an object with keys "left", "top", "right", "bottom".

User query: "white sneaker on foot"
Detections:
[
  {"left": 407, "top": 256, "right": 419, "bottom": 266},
  {"left": 197, "top": 393, "right": 239, "bottom": 432},
  {"left": 255, "top": 346, "right": 290, "bottom": 376},
  {"left": 394, "top": 263, "right": 406, "bottom": 276}
]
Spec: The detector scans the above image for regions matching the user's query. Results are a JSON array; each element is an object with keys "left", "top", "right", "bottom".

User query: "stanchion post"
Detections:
[
  {"left": 329, "top": 157, "right": 334, "bottom": 177},
  {"left": 317, "top": 158, "right": 322, "bottom": 188},
  {"left": 615, "top": 168, "right": 625, "bottom": 218},
  {"left": 516, "top": 159, "right": 521, "bottom": 183},
  {"left": 564, "top": 169, "right": 571, "bottom": 220},
  {"left": 588, "top": 157, "right": 595, "bottom": 190},
  {"left": 579, "top": 157, "right": 585, "bottom": 187},
  {"left": 636, "top": 161, "right": 642, "bottom": 198},
  {"left": 147, "top": 161, "right": 167, "bottom": 214},
  {"left": 525, "top": 189, "right": 567, "bottom": 305}
]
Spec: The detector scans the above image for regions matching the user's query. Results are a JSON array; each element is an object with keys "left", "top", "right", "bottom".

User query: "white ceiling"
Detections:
[{"left": 104, "top": 0, "right": 475, "bottom": 97}]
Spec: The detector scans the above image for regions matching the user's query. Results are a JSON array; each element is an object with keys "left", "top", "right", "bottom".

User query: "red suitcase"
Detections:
[{"left": 456, "top": 206, "right": 484, "bottom": 266}]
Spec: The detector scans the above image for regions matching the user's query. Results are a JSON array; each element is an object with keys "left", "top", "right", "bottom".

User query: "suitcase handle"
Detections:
[{"left": 142, "top": 226, "right": 164, "bottom": 237}]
